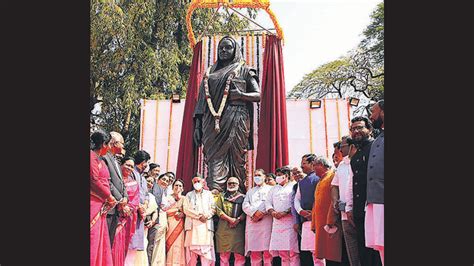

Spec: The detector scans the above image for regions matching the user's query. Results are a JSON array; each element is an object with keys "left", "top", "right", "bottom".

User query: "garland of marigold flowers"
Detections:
[
  {"left": 204, "top": 60, "right": 244, "bottom": 133},
  {"left": 186, "top": 0, "right": 283, "bottom": 48}
]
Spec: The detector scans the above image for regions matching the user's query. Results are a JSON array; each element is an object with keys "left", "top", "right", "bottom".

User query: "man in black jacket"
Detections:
[
  {"left": 349, "top": 117, "right": 381, "bottom": 266},
  {"left": 102, "top": 131, "right": 129, "bottom": 246}
]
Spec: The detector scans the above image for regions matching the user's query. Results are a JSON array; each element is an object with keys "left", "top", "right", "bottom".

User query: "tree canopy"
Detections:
[
  {"left": 90, "top": 0, "right": 255, "bottom": 155},
  {"left": 288, "top": 1, "right": 384, "bottom": 116}
]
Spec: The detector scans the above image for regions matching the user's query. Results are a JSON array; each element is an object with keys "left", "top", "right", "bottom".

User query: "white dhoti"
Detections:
[
  {"left": 365, "top": 203, "right": 384, "bottom": 250},
  {"left": 269, "top": 215, "right": 299, "bottom": 255},
  {"left": 184, "top": 219, "right": 215, "bottom": 264},
  {"left": 245, "top": 215, "right": 273, "bottom": 255},
  {"left": 300, "top": 221, "right": 315, "bottom": 251}
]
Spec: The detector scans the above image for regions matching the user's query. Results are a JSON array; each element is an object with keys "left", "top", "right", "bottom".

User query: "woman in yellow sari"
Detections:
[{"left": 162, "top": 179, "right": 186, "bottom": 266}]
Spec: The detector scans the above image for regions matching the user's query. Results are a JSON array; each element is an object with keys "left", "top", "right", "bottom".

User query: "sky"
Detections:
[{"left": 252, "top": 0, "right": 381, "bottom": 93}]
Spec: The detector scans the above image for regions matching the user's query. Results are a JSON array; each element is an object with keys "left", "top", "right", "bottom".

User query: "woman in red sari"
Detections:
[
  {"left": 90, "top": 130, "right": 117, "bottom": 266},
  {"left": 111, "top": 157, "right": 140, "bottom": 266},
  {"left": 162, "top": 179, "right": 186, "bottom": 266}
]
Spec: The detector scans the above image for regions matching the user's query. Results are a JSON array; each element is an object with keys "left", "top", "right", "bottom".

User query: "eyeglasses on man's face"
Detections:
[{"left": 350, "top": 125, "right": 366, "bottom": 132}]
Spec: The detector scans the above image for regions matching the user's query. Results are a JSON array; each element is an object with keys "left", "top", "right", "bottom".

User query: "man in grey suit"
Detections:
[
  {"left": 366, "top": 100, "right": 384, "bottom": 265},
  {"left": 102, "top": 131, "right": 129, "bottom": 246}
]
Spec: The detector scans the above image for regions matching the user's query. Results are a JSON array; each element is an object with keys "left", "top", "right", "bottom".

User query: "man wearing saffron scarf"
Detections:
[
  {"left": 193, "top": 36, "right": 261, "bottom": 193},
  {"left": 183, "top": 175, "right": 216, "bottom": 265}
]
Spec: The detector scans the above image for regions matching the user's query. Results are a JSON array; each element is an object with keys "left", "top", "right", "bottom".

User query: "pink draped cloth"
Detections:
[
  {"left": 112, "top": 177, "right": 140, "bottom": 266},
  {"left": 90, "top": 151, "right": 113, "bottom": 266}
]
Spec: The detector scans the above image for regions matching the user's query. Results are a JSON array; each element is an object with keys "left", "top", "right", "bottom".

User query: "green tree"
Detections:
[
  {"left": 288, "top": 58, "right": 353, "bottom": 99},
  {"left": 90, "top": 0, "right": 254, "bottom": 156},
  {"left": 361, "top": 2, "right": 384, "bottom": 66},
  {"left": 289, "top": 1, "right": 384, "bottom": 115}
]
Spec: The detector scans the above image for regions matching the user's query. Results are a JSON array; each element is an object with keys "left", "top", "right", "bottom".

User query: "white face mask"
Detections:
[
  {"left": 275, "top": 175, "right": 286, "bottom": 185},
  {"left": 193, "top": 182, "right": 203, "bottom": 191},
  {"left": 254, "top": 176, "right": 264, "bottom": 185}
]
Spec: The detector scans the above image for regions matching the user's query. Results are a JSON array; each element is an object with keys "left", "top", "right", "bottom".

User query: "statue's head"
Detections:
[
  {"left": 218, "top": 36, "right": 236, "bottom": 61},
  {"left": 217, "top": 36, "right": 242, "bottom": 64}
]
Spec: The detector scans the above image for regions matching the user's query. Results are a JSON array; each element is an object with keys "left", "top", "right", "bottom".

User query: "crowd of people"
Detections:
[{"left": 90, "top": 100, "right": 384, "bottom": 266}]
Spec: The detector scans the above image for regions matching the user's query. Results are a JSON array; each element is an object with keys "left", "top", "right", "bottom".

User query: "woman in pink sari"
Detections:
[
  {"left": 111, "top": 157, "right": 140, "bottom": 266},
  {"left": 90, "top": 130, "right": 117, "bottom": 266},
  {"left": 162, "top": 179, "right": 186, "bottom": 266}
]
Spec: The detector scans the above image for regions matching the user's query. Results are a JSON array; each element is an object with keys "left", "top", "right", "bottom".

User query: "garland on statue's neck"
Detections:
[{"left": 204, "top": 60, "right": 244, "bottom": 133}]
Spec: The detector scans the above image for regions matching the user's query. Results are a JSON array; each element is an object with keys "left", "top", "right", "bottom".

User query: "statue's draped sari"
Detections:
[{"left": 194, "top": 37, "right": 257, "bottom": 192}]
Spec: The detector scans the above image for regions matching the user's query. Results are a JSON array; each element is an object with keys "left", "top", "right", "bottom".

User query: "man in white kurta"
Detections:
[
  {"left": 265, "top": 167, "right": 300, "bottom": 266},
  {"left": 243, "top": 173, "right": 273, "bottom": 266},
  {"left": 183, "top": 176, "right": 216, "bottom": 266}
]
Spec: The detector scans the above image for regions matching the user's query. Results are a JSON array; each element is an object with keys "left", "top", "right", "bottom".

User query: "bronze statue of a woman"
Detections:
[{"left": 193, "top": 36, "right": 261, "bottom": 193}]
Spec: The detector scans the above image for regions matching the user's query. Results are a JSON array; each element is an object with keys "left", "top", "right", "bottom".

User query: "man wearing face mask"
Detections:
[
  {"left": 348, "top": 117, "right": 382, "bottom": 266},
  {"left": 365, "top": 100, "right": 384, "bottom": 265},
  {"left": 102, "top": 131, "right": 129, "bottom": 247},
  {"left": 266, "top": 166, "right": 300, "bottom": 266},
  {"left": 243, "top": 169, "right": 273, "bottom": 265},
  {"left": 183, "top": 175, "right": 216, "bottom": 265},
  {"left": 293, "top": 154, "right": 323, "bottom": 265}
]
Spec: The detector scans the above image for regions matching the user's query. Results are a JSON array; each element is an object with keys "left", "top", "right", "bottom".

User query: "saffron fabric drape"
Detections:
[
  {"left": 175, "top": 41, "right": 203, "bottom": 192},
  {"left": 255, "top": 35, "right": 289, "bottom": 173}
]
